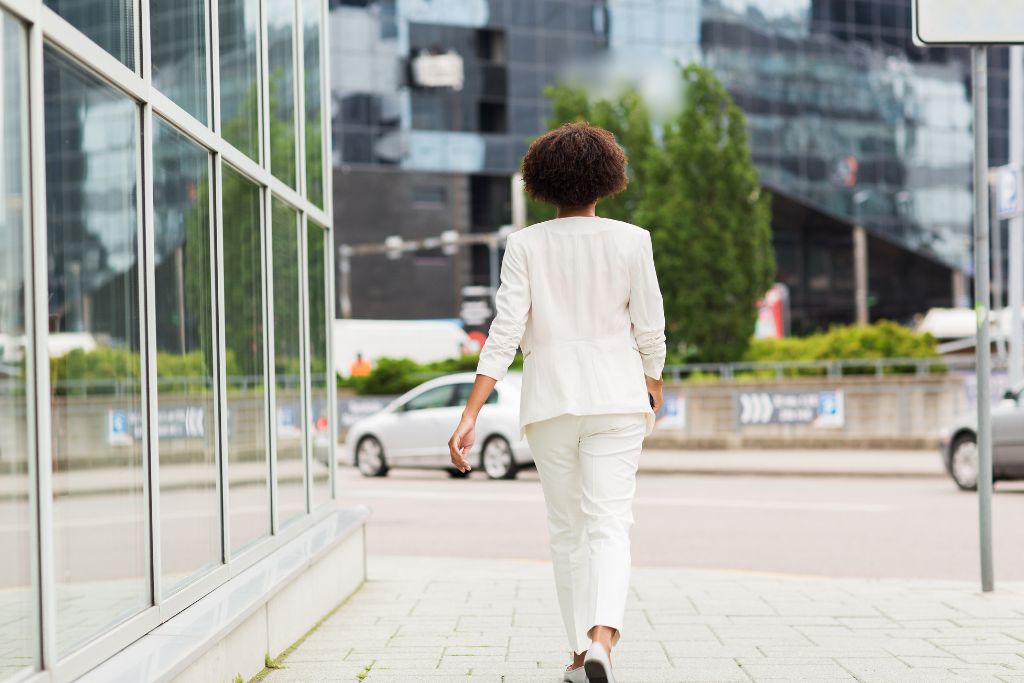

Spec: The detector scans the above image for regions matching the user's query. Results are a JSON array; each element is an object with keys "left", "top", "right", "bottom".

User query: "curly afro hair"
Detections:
[{"left": 521, "top": 122, "right": 628, "bottom": 209}]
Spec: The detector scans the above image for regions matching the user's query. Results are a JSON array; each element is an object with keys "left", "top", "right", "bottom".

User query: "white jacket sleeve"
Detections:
[
  {"left": 628, "top": 230, "right": 667, "bottom": 380},
  {"left": 476, "top": 233, "right": 530, "bottom": 381}
]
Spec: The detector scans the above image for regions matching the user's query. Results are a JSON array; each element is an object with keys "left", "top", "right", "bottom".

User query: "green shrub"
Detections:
[{"left": 743, "top": 320, "right": 939, "bottom": 375}]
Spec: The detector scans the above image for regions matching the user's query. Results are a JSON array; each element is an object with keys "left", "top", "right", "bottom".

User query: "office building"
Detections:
[{"left": 330, "top": 0, "right": 1015, "bottom": 333}]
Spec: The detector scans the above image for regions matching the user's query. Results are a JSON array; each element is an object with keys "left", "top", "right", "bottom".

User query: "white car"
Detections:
[{"left": 344, "top": 372, "right": 534, "bottom": 480}]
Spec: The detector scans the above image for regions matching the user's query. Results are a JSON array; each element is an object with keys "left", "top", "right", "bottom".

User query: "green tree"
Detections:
[{"left": 636, "top": 64, "right": 775, "bottom": 362}]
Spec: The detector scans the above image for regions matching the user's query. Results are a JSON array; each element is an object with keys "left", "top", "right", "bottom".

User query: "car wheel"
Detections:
[
  {"left": 355, "top": 436, "right": 389, "bottom": 477},
  {"left": 482, "top": 436, "right": 518, "bottom": 480},
  {"left": 447, "top": 468, "right": 470, "bottom": 478},
  {"left": 950, "top": 433, "right": 979, "bottom": 491}
]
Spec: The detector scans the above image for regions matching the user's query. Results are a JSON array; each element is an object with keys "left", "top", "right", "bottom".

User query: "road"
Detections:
[{"left": 336, "top": 459, "right": 1024, "bottom": 581}]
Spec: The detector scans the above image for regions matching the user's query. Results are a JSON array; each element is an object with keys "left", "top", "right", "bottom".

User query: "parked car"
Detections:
[
  {"left": 343, "top": 372, "right": 534, "bottom": 480},
  {"left": 940, "top": 381, "right": 1024, "bottom": 490}
]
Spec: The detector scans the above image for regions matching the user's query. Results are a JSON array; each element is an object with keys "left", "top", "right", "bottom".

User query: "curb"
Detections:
[{"left": 636, "top": 466, "right": 946, "bottom": 479}]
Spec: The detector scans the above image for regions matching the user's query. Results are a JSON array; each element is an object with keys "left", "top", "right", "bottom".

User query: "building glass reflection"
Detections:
[
  {"left": 43, "top": 44, "right": 149, "bottom": 656},
  {"left": 0, "top": 10, "right": 32, "bottom": 679},
  {"left": 271, "top": 198, "right": 305, "bottom": 528},
  {"left": 152, "top": 119, "right": 220, "bottom": 596}
]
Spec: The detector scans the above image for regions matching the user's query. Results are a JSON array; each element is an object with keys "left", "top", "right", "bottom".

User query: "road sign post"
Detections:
[
  {"left": 972, "top": 46, "right": 995, "bottom": 593},
  {"left": 911, "top": 1, "right": 1024, "bottom": 593}
]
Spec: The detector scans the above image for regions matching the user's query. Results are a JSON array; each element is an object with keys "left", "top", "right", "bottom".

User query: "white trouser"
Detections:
[{"left": 523, "top": 412, "right": 647, "bottom": 655}]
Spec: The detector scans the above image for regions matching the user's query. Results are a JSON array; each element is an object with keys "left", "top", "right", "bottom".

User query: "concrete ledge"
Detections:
[
  {"left": 636, "top": 449, "right": 946, "bottom": 479},
  {"left": 79, "top": 506, "right": 370, "bottom": 683}
]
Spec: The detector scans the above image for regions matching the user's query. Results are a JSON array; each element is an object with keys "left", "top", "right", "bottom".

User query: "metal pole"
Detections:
[
  {"left": 853, "top": 224, "right": 868, "bottom": 324},
  {"left": 1009, "top": 45, "right": 1024, "bottom": 387},
  {"left": 339, "top": 246, "right": 352, "bottom": 319},
  {"left": 972, "top": 46, "right": 995, "bottom": 593},
  {"left": 991, "top": 181, "right": 1006, "bottom": 360}
]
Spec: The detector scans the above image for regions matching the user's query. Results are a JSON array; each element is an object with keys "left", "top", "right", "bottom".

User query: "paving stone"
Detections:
[{"left": 262, "top": 555, "right": 1024, "bottom": 682}]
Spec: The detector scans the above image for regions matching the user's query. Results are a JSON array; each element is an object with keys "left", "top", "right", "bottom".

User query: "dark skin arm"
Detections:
[{"left": 447, "top": 374, "right": 497, "bottom": 472}]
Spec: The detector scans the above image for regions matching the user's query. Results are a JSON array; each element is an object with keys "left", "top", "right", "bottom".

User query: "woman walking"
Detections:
[{"left": 447, "top": 121, "right": 667, "bottom": 683}]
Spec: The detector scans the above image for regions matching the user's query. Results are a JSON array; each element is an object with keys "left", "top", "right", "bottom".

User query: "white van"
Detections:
[{"left": 333, "top": 319, "right": 479, "bottom": 378}]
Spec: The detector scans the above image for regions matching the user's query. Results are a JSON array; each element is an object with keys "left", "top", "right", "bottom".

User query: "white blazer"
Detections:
[{"left": 476, "top": 216, "right": 667, "bottom": 439}]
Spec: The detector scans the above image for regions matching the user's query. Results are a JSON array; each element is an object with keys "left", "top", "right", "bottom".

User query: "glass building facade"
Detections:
[
  {"left": 0, "top": 0, "right": 333, "bottom": 679},
  {"left": 702, "top": 0, "right": 974, "bottom": 273},
  {"left": 327, "top": 0, "right": 1001, "bottom": 326}
]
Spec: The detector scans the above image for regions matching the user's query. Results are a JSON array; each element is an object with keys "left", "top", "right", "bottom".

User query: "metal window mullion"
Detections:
[
  {"left": 264, "top": 190, "right": 279, "bottom": 535},
  {"left": 137, "top": 0, "right": 149, "bottom": 82},
  {"left": 213, "top": 155, "right": 232, "bottom": 561},
  {"left": 0, "top": 0, "right": 40, "bottom": 24},
  {"left": 294, "top": 0, "right": 306, "bottom": 201},
  {"left": 260, "top": 0, "right": 280, "bottom": 532},
  {"left": 320, "top": 0, "right": 335, "bottom": 498},
  {"left": 204, "top": 0, "right": 214, "bottom": 127},
  {"left": 210, "top": 0, "right": 220, "bottom": 132},
  {"left": 322, "top": 226, "right": 337, "bottom": 499},
  {"left": 320, "top": 0, "right": 332, "bottom": 216},
  {"left": 141, "top": 102, "right": 161, "bottom": 607},
  {"left": 298, "top": 215, "right": 311, "bottom": 514},
  {"left": 258, "top": 0, "right": 269, "bottom": 168},
  {"left": 205, "top": 152, "right": 229, "bottom": 566},
  {"left": 19, "top": 11, "right": 44, "bottom": 675},
  {"left": 151, "top": 89, "right": 220, "bottom": 152},
  {"left": 37, "top": 5, "right": 148, "bottom": 102},
  {"left": 256, "top": 187, "right": 272, "bottom": 532},
  {"left": 26, "top": 16, "right": 56, "bottom": 673},
  {"left": 220, "top": 138, "right": 325, "bottom": 219}
]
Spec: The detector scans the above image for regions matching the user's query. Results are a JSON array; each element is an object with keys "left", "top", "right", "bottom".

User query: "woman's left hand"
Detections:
[{"left": 448, "top": 415, "right": 476, "bottom": 473}]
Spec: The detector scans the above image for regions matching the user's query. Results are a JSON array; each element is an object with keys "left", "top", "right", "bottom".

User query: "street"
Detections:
[{"left": 335, "top": 451, "right": 1024, "bottom": 582}]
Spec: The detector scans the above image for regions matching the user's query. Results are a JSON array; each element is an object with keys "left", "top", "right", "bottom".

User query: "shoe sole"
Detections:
[{"left": 584, "top": 660, "right": 610, "bottom": 683}]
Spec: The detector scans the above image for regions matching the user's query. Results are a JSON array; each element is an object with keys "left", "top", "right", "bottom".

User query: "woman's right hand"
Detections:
[{"left": 646, "top": 375, "right": 664, "bottom": 413}]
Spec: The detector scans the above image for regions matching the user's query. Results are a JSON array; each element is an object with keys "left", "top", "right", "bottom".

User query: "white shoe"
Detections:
[
  {"left": 562, "top": 663, "right": 588, "bottom": 682},
  {"left": 583, "top": 642, "right": 615, "bottom": 683}
]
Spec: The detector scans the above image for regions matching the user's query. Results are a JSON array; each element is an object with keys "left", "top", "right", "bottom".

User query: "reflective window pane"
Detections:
[
  {"left": 306, "top": 224, "right": 330, "bottom": 507},
  {"left": 268, "top": 0, "right": 297, "bottom": 187},
  {"left": 271, "top": 199, "right": 305, "bottom": 525},
  {"left": 44, "top": 0, "right": 135, "bottom": 70},
  {"left": 303, "top": 0, "right": 324, "bottom": 208},
  {"left": 153, "top": 119, "right": 220, "bottom": 595},
  {"left": 219, "top": 0, "right": 260, "bottom": 160},
  {"left": 44, "top": 46, "right": 147, "bottom": 655},
  {"left": 151, "top": 0, "right": 209, "bottom": 124},
  {"left": 221, "top": 165, "right": 269, "bottom": 554},
  {"left": 0, "top": 12, "right": 33, "bottom": 679}
]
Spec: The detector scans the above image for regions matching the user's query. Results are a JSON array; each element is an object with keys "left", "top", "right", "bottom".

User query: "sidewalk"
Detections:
[
  {"left": 262, "top": 555, "right": 1024, "bottom": 682},
  {"left": 637, "top": 449, "right": 945, "bottom": 479}
]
